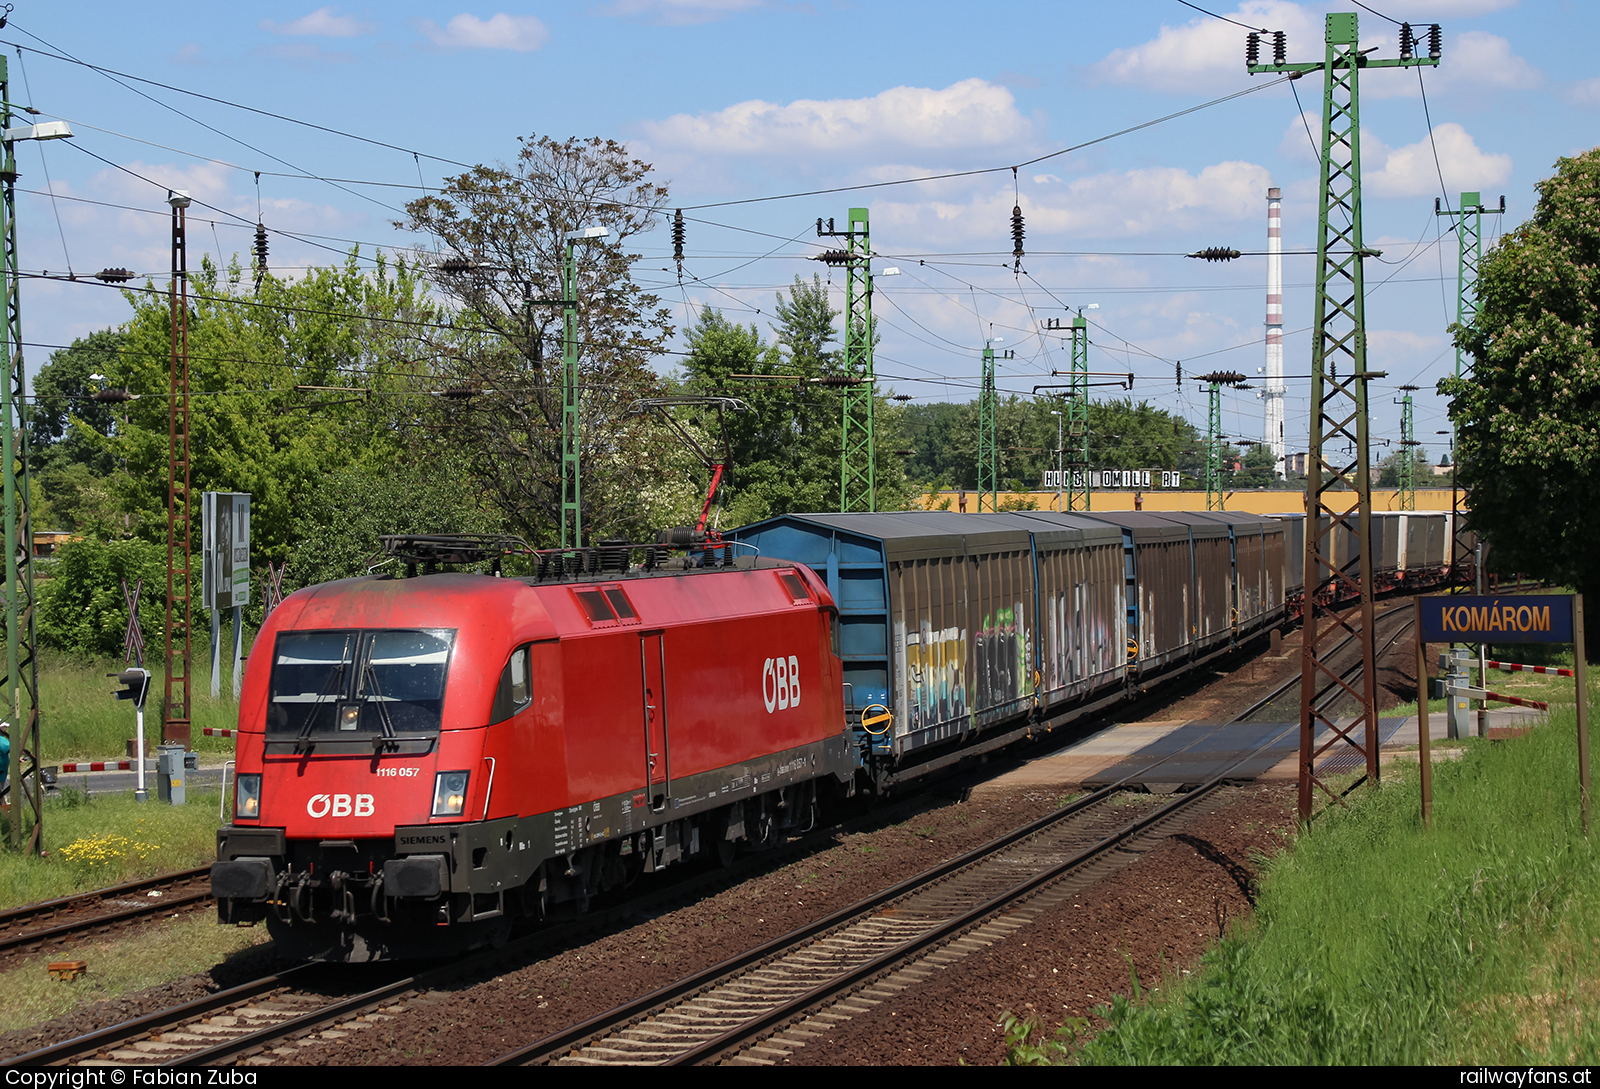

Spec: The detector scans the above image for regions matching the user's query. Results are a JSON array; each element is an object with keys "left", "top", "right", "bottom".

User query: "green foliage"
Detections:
[
  {"left": 36, "top": 537, "right": 168, "bottom": 656},
  {"left": 111, "top": 251, "right": 442, "bottom": 561},
  {"left": 999, "top": 1012, "right": 1090, "bottom": 1066},
  {"left": 902, "top": 396, "right": 1203, "bottom": 491},
  {"left": 677, "top": 285, "right": 915, "bottom": 521},
  {"left": 1446, "top": 148, "right": 1600, "bottom": 604},
  {"left": 404, "top": 134, "right": 678, "bottom": 544},
  {"left": 289, "top": 456, "right": 504, "bottom": 587},
  {"left": 31, "top": 330, "right": 123, "bottom": 478}
]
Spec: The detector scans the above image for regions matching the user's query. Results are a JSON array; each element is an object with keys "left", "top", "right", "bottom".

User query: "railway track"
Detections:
[
  {"left": 484, "top": 609, "right": 1420, "bottom": 1067},
  {"left": 0, "top": 867, "right": 214, "bottom": 965},
  {"left": 5, "top": 598, "right": 1421, "bottom": 1068}
]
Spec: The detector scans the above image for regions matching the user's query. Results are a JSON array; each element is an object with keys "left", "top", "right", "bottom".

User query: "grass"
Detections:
[
  {"left": 0, "top": 914, "right": 268, "bottom": 1036},
  {"left": 30, "top": 644, "right": 251, "bottom": 764},
  {"left": 1005, "top": 678, "right": 1600, "bottom": 1065},
  {"left": 0, "top": 787, "right": 229, "bottom": 911}
]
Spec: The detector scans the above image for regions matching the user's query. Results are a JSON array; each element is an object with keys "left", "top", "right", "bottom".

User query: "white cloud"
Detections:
[
  {"left": 1361, "top": 31, "right": 1540, "bottom": 98},
  {"left": 1567, "top": 77, "right": 1600, "bottom": 108},
  {"left": 1092, "top": 2, "right": 1318, "bottom": 95},
  {"left": 1384, "top": 0, "right": 1518, "bottom": 14},
  {"left": 261, "top": 7, "right": 377, "bottom": 37},
  {"left": 1279, "top": 110, "right": 1319, "bottom": 163},
  {"left": 1095, "top": 7, "right": 1534, "bottom": 99},
  {"left": 871, "top": 159, "right": 1273, "bottom": 246},
  {"left": 641, "top": 79, "right": 1034, "bottom": 157},
  {"left": 599, "top": 0, "right": 774, "bottom": 25},
  {"left": 419, "top": 13, "right": 549, "bottom": 51},
  {"left": 1365, "top": 122, "right": 1511, "bottom": 197}
]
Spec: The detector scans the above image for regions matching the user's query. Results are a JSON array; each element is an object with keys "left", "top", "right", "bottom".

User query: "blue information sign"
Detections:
[{"left": 1418, "top": 594, "right": 1575, "bottom": 644}]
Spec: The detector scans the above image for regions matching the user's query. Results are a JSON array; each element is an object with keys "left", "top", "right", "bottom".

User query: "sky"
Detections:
[{"left": 8, "top": 0, "right": 1591, "bottom": 470}]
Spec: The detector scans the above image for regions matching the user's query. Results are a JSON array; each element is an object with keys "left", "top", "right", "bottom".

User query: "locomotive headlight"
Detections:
[
  {"left": 235, "top": 774, "right": 262, "bottom": 820},
  {"left": 432, "top": 771, "right": 470, "bottom": 817}
]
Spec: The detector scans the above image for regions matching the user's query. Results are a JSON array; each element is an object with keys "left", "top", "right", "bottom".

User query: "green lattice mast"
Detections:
[
  {"left": 1250, "top": 11, "right": 1440, "bottom": 820},
  {"left": 0, "top": 55, "right": 41, "bottom": 852},
  {"left": 1397, "top": 384, "right": 1419, "bottom": 511},
  {"left": 978, "top": 343, "right": 997, "bottom": 512},
  {"left": 1046, "top": 311, "right": 1092, "bottom": 510},
  {"left": 1436, "top": 192, "right": 1502, "bottom": 586},
  {"left": 819, "top": 209, "right": 876, "bottom": 512}
]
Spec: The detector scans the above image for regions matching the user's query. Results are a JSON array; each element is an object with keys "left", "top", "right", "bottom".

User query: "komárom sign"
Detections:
[{"left": 1418, "top": 595, "right": 1572, "bottom": 644}]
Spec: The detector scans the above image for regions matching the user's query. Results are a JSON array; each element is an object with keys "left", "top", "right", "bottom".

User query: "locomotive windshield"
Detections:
[{"left": 267, "top": 628, "right": 455, "bottom": 738}]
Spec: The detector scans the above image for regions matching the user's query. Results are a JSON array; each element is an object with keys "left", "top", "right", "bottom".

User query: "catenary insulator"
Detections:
[
  {"left": 95, "top": 268, "right": 134, "bottom": 283},
  {"left": 1246, "top": 32, "right": 1260, "bottom": 67},
  {"left": 1427, "top": 24, "right": 1442, "bottom": 59},
  {"left": 253, "top": 223, "right": 269, "bottom": 272},
  {"left": 1187, "top": 247, "right": 1242, "bottom": 262},
  {"left": 672, "top": 209, "right": 685, "bottom": 274},
  {"left": 814, "top": 374, "right": 864, "bottom": 387},
  {"left": 1011, "top": 204, "right": 1025, "bottom": 269},
  {"left": 1272, "top": 31, "right": 1286, "bottom": 65},
  {"left": 92, "top": 388, "right": 136, "bottom": 403},
  {"left": 1398, "top": 23, "right": 1414, "bottom": 59},
  {"left": 439, "top": 257, "right": 478, "bottom": 275},
  {"left": 815, "top": 249, "right": 850, "bottom": 266}
]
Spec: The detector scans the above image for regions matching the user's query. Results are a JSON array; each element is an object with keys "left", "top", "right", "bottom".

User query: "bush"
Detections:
[{"left": 37, "top": 537, "right": 170, "bottom": 657}]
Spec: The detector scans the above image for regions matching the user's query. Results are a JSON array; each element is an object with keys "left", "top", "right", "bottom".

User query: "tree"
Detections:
[
  {"left": 1445, "top": 148, "right": 1600, "bottom": 619},
  {"left": 677, "top": 282, "right": 914, "bottom": 520},
  {"left": 404, "top": 134, "right": 678, "bottom": 544},
  {"left": 111, "top": 250, "right": 443, "bottom": 562}
]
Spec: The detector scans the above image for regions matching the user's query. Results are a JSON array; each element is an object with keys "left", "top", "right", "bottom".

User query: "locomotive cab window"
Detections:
[
  {"left": 267, "top": 628, "right": 455, "bottom": 739},
  {"left": 490, "top": 644, "right": 533, "bottom": 725}
]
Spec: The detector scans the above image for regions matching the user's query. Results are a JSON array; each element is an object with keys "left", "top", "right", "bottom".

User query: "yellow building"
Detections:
[{"left": 919, "top": 488, "right": 1458, "bottom": 515}]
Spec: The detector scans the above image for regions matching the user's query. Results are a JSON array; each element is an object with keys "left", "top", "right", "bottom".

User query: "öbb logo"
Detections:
[
  {"left": 762, "top": 656, "right": 801, "bottom": 714},
  {"left": 306, "top": 793, "right": 375, "bottom": 818}
]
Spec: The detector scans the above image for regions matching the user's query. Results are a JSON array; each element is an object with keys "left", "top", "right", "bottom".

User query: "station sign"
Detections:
[
  {"left": 202, "top": 492, "right": 251, "bottom": 610},
  {"left": 1418, "top": 594, "right": 1572, "bottom": 644},
  {"left": 1039, "top": 469, "right": 1187, "bottom": 490}
]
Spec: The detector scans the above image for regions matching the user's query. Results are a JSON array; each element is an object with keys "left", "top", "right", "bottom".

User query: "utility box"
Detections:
[{"left": 157, "top": 742, "right": 187, "bottom": 805}]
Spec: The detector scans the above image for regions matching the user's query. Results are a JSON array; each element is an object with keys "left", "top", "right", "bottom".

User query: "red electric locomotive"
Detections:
[{"left": 211, "top": 538, "right": 856, "bottom": 962}]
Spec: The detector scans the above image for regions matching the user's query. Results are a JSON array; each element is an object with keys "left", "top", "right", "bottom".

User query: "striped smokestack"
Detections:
[{"left": 1264, "top": 186, "right": 1286, "bottom": 475}]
